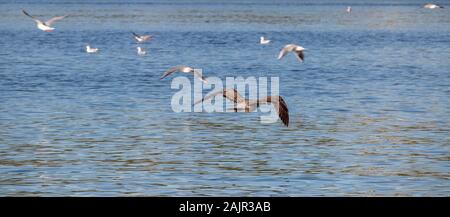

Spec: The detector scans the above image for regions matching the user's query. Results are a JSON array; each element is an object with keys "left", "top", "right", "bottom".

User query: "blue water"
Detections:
[{"left": 0, "top": 0, "right": 449, "bottom": 196}]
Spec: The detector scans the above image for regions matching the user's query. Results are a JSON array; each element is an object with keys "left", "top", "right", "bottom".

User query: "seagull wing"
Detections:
[
  {"left": 22, "top": 10, "right": 43, "bottom": 23},
  {"left": 250, "top": 95, "right": 290, "bottom": 126},
  {"left": 132, "top": 32, "right": 140, "bottom": 38},
  {"left": 160, "top": 66, "right": 182, "bottom": 79},
  {"left": 278, "top": 44, "right": 294, "bottom": 60},
  {"left": 194, "top": 88, "right": 245, "bottom": 106},
  {"left": 222, "top": 89, "right": 245, "bottom": 104},
  {"left": 192, "top": 70, "right": 208, "bottom": 83},
  {"left": 160, "top": 66, "right": 188, "bottom": 79},
  {"left": 22, "top": 10, "right": 35, "bottom": 19},
  {"left": 141, "top": 35, "right": 153, "bottom": 41},
  {"left": 45, "top": 15, "right": 67, "bottom": 26},
  {"left": 193, "top": 89, "right": 225, "bottom": 105},
  {"left": 295, "top": 50, "right": 305, "bottom": 62}
]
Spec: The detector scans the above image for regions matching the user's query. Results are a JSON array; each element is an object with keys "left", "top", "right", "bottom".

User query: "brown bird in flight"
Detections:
[{"left": 195, "top": 88, "right": 290, "bottom": 127}]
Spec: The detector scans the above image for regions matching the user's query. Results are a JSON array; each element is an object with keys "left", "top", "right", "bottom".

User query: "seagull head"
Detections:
[{"left": 296, "top": 46, "right": 306, "bottom": 51}]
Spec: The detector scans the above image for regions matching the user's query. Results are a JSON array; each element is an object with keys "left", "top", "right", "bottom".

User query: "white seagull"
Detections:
[
  {"left": 423, "top": 3, "right": 444, "bottom": 9},
  {"left": 347, "top": 6, "right": 352, "bottom": 13},
  {"left": 132, "top": 32, "right": 153, "bottom": 43},
  {"left": 22, "top": 10, "right": 67, "bottom": 32},
  {"left": 194, "top": 88, "right": 290, "bottom": 127},
  {"left": 160, "top": 66, "right": 208, "bottom": 84},
  {"left": 278, "top": 44, "right": 306, "bottom": 62},
  {"left": 137, "top": 47, "right": 146, "bottom": 55},
  {"left": 260, "top": 36, "right": 271, "bottom": 44},
  {"left": 86, "top": 45, "right": 99, "bottom": 53}
]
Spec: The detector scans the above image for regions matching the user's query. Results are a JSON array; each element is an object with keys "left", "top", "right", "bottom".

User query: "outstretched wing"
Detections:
[
  {"left": 250, "top": 95, "right": 289, "bottom": 126},
  {"left": 193, "top": 70, "right": 208, "bottom": 83},
  {"left": 277, "top": 44, "right": 294, "bottom": 60},
  {"left": 45, "top": 15, "right": 67, "bottom": 26},
  {"left": 22, "top": 10, "right": 42, "bottom": 23},
  {"left": 295, "top": 50, "right": 304, "bottom": 62},
  {"left": 222, "top": 89, "right": 245, "bottom": 104},
  {"left": 22, "top": 10, "right": 34, "bottom": 18},
  {"left": 160, "top": 66, "right": 183, "bottom": 79},
  {"left": 141, "top": 35, "right": 153, "bottom": 41},
  {"left": 193, "top": 89, "right": 225, "bottom": 105},
  {"left": 194, "top": 89, "right": 245, "bottom": 106},
  {"left": 132, "top": 32, "right": 140, "bottom": 38}
]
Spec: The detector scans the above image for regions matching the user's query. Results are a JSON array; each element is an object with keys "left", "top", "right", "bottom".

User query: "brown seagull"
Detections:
[{"left": 195, "top": 88, "right": 290, "bottom": 127}]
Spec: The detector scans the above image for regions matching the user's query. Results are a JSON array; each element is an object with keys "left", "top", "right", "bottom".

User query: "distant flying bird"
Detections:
[
  {"left": 86, "top": 45, "right": 99, "bottom": 53},
  {"left": 278, "top": 44, "right": 306, "bottom": 62},
  {"left": 132, "top": 32, "right": 153, "bottom": 43},
  {"left": 160, "top": 66, "right": 208, "bottom": 83},
  {"left": 347, "top": 6, "right": 352, "bottom": 13},
  {"left": 260, "top": 36, "right": 271, "bottom": 44},
  {"left": 194, "top": 88, "right": 290, "bottom": 127},
  {"left": 137, "top": 47, "right": 146, "bottom": 55},
  {"left": 423, "top": 3, "right": 444, "bottom": 9},
  {"left": 22, "top": 10, "right": 67, "bottom": 32}
]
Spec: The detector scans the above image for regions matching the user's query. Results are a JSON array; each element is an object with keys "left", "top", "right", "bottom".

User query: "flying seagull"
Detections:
[
  {"left": 132, "top": 32, "right": 153, "bottom": 43},
  {"left": 160, "top": 66, "right": 208, "bottom": 83},
  {"left": 22, "top": 10, "right": 67, "bottom": 32},
  {"left": 423, "top": 3, "right": 444, "bottom": 9},
  {"left": 347, "top": 6, "right": 352, "bottom": 13},
  {"left": 137, "top": 46, "right": 146, "bottom": 55},
  {"left": 194, "top": 88, "right": 290, "bottom": 127},
  {"left": 86, "top": 45, "right": 99, "bottom": 53},
  {"left": 260, "top": 36, "right": 271, "bottom": 44},
  {"left": 278, "top": 44, "right": 306, "bottom": 62}
]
